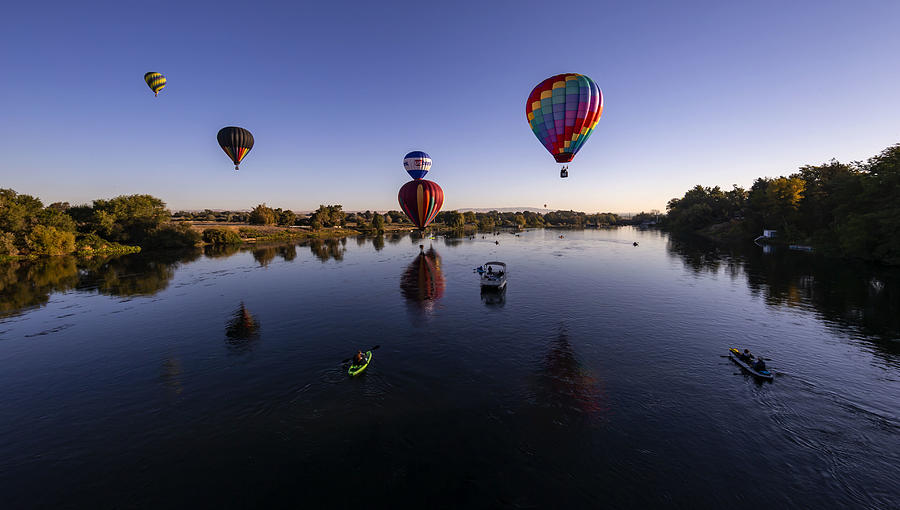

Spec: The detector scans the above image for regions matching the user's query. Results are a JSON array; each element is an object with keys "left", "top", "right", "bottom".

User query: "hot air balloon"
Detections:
[
  {"left": 144, "top": 72, "right": 167, "bottom": 97},
  {"left": 403, "top": 151, "right": 432, "bottom": 180},
  {"left": 526, "top": 73, "right": 603, "bottom": 176},
  {"left": 217, "top": 127, "right": 254, "bottom": 170},
  {"left": 398, "top": 179, "right": 443, "bottom": 230}
]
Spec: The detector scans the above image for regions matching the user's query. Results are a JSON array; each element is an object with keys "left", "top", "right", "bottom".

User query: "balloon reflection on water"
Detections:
[{"left": 399, "top": 245, "right": 445, "bottom": 313}]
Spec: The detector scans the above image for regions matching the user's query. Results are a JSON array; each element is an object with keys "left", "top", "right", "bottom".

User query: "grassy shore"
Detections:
[{"left": 187, "top": 222, "right": 368, "bottom": 244}]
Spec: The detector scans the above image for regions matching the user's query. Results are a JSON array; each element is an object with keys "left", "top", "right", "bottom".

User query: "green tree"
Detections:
[
  {"left": 0, "top": 232, "right": 18, "bottom": 256},
  {"left": 25, "top": 225, "right": 76, "bottom": 256},
  {"left": 249, "top": 204, "right": 277, "bottom": 225},
  {"left": 371, "top": 213, "right": 385, "bottom": 232},
  {"left": 278, "top": 209, "right": 297, "bottom": 226},
  {"left": 89, "top": 194, "right": 170, "bottom": 244}
]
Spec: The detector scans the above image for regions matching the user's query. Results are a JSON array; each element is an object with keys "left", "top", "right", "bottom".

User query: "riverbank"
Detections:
[{"left": 187, "top": 222, "right": 364, "bottom": 244}]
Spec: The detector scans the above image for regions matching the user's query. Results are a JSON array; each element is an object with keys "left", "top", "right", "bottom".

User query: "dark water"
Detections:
[{"left": 1, "top": 228, "right": 898, "bottom": 508}]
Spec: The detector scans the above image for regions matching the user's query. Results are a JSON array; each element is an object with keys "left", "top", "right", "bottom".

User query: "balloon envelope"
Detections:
[
  {"left": 217, "top": 127, "right": 254, "bottom": 170},
  {"left": 403, "top": 151, "right": 432, "bottom": 180},
  {"left": 526, "top": 73, "right": 602, "bottom": 163},
  {"left": 144, "top": 72, "right": 167, "bottom": 96},
  {"left": 398, "top": 180, "right": 443, "bottom": 230}
]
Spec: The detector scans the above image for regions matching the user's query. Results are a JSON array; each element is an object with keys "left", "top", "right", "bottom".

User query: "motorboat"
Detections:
[{"left": 480, "top": 261, "right": 507, "bottom": 289}]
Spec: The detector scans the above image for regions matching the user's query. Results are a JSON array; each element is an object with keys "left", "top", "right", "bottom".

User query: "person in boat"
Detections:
[
  {"left": 753, "top": 357, "right": 767, "bottom": 372},
  {"left": 487, "top": 266, "right": 493, "bottom": 274},
  {"left": 740, "top": 349, "right": 752, "bottom": 362},
  {"left": 352, "top": 350, "right": 367, "bottom": 366}
]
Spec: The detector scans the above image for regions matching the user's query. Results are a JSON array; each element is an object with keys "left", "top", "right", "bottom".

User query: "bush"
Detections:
[
  {"left": 25, "top": 225, "right": 76, "bottom": 256},
  {"left": 143, "top": 223, "right": 201, "bottom": 249},
  {"left": 203, "top": 228, "right": 242, "bottom": 245},
  {"left": 75, "top": 233, "right": 141, "bottom": 255}
]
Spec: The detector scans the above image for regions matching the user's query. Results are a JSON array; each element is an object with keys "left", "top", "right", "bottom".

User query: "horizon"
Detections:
[{"left": 3, "top": 1, "right": 899, "bottom": 212}]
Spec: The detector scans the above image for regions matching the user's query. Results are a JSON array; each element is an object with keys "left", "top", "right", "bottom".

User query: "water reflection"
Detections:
[
  {"left": 372, "top": 235, "right": 385, "bottom": 251},
  {"left": 667, "top": 236, "right": 900, "bottom": 356},
  {"left": 224, "top": 302, "right": 260, "bottom": 353},
  {"left": 307, "top": 239, "right": 345, "bottom": 262},
  {"left": 534, "top": 327, "right": 608, "bottom": 422},
  {"left": 480, "top": 286, "right": 506, "bottom": 307},
  {"left": 78, "top": 250, "right": 201, "bottom": 296},
  {"left": 161, "top": 357, "right": 184, "bottom": 396},
  {"left": 443, "top": 236, "right": 463, "bottom": 248},
  {"left": 203, "top": 244, "right": 241, "bottom": 259},
  {"left": 0, "top": 250, "right": 203, "bottom": 317},
  {"left": 0, "top": 257, "right": 80, "bottom": 316},
  {"left": 399, "top": 245, "right": 445, "bottom": 313},
  {"left": 251, "top": 246, "right": 277, "bottom": 267}
]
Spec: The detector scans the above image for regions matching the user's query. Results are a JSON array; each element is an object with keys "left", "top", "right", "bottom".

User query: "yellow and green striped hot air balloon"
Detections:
[{"left": 144, "top": 72, "right": 166, "bottom": 97}]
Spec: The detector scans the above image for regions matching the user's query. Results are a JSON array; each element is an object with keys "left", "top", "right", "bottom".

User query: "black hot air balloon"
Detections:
[{"left": 217, "top": 127, "right": 254, "bottom": 170}]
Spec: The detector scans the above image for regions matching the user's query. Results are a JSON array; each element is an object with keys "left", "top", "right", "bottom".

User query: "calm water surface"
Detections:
[{"left": 1, "top": 228, "right": 898, "bottom": 508}]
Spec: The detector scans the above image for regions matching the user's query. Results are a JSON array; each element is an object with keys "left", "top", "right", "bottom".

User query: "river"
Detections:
[{"left": 1, "top": 228, "right": 897, "bottom": 508}]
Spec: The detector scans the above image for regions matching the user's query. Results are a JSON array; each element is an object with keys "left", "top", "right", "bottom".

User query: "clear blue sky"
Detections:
[{"left": 2, "top": 0, "right": 899, "bottom": 212}]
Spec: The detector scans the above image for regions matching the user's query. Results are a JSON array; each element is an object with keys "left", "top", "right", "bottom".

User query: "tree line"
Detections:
[
  {"left": 1, "top": 190, "right": 199, "bottom": 258},
  {"left": 3, "top": 189, "right": 653, "bottom": 258},
  {"left": 179, "top": 205, "right": 641, "bottom": 234},
  {"left": 664, "top": 142, "right": 900, "bottom": 265}
]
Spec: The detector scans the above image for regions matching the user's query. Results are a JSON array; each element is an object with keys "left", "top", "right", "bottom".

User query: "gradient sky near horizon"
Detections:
[{"left": 2, "top": 0, "right": 899, "bottom": 212}]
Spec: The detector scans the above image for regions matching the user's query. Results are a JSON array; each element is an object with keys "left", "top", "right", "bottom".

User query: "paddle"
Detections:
[{"left": 342, "top": 345, "right": 380, "bottom": 364}]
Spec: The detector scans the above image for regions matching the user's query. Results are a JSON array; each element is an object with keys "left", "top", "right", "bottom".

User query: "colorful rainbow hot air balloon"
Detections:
[
  {"left": 403, "top": 151, "right": 432, "bottom": 180},
  {"left": 526, "top": 73, "right": 603, "bottom": 166},
  {"left": 144, "top": 72, "right": 167, "bottom": 97},
  {"left": 217, "top": 126, "right": 254, "bottom": 170},
  {"left": 398, "top": 179, "right": 444, "bottom": 230}
]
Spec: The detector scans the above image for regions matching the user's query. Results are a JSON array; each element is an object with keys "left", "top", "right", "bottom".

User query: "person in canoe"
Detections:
[
  {"left": 740, "top": 349, "right": 753, "bottom": 362},
  {"left": 753, "top": 357, "right": 767, "bottom": 372},
  {"left": 352, "top": 350, "right": 367, "bottom": 366}
]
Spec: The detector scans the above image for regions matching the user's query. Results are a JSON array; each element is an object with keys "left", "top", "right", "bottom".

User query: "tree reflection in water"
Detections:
[
  {"left": 0, "top": 257, "right": 80, "bottom": 316},
  {"left": 78, "top": 249, "right": 201, "bottom": 296},
  {"left": 203, "top": 244, "right": 241, "bottom": 259},
  {"left": 372, "top": 235, "right": 385, "bottom": 251},
  {"left": 667, "top": 236, "right": 900, "bottom": 357},
  {"left": 399, "top": 245, "right": 445, "bottom": 314},
  {"left": 0, "top": 250, "right": 201, "bottom": 317},
  {"left": 224, "top": 302, "right": 260, "bottom": 353},
  {"left": 307, "top": 239, "right": 345, "bottom": 262}
]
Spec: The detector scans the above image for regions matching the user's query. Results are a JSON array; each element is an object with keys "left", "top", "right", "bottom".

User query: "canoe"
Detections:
[
  {"left": 348, "top": 351, "right": 373, "bottom": 377},
  {"left": 728, "top": 348, "right": 774, "bottom": 380}
]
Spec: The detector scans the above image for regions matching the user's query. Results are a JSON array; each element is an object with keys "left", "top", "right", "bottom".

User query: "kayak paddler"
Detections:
[
  {"left": 753, "top": 357, "right": 767, "bottom": 372},
  {"left": 740, "top": 349, "right": 753, "bottom": 362},
  {"left": 352, "top": 351, "right": 366, "bottom": 365}
]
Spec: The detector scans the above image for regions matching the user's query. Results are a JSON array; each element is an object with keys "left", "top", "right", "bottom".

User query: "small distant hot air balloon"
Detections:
[
  {"left": 398, "top": 180, "right": 444, "bottom": 230},
  {"left": 217, "top": 127, "right": 254, "bottom": 170},
  {"left": 526, "top": 73, "right": 603, "bottom": 176},
  {"left": 403, "top": 151, "right": 432, "bottom": 180},
  {"left": 144, "top": 72, "right": 167, "bottom": 97}
]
